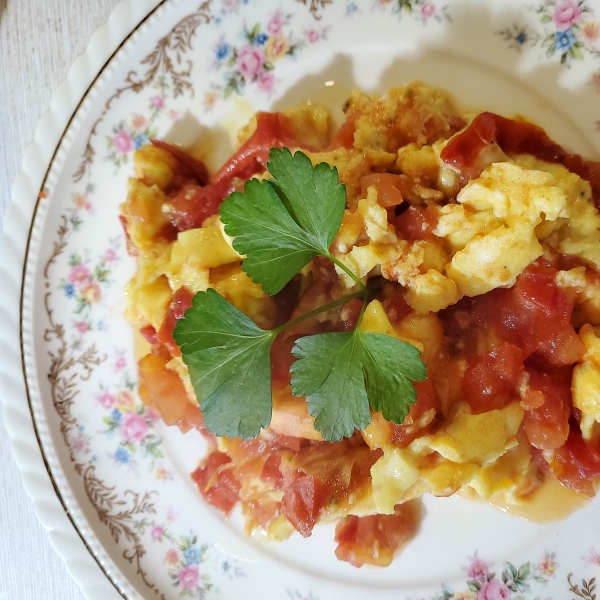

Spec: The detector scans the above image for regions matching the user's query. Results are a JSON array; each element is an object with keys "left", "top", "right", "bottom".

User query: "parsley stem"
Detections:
[
  {"left": 270, "top": 290, "right": 365, "bottom": 336},
  {"left": 327, "top": 254, "right": 368, "bottom": 292}
]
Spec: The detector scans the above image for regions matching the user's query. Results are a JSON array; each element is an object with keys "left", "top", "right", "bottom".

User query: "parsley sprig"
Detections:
[{"left": 173, "top": 148, "right": 426, "bottom": 442}]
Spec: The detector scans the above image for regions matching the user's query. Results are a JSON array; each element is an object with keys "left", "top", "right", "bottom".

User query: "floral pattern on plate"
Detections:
[
  {"left": 206, "top": 9, "right": 327, "bottom": 102},
  {"left": 497, "top": 0, "right": 600, "bottom": 65}
]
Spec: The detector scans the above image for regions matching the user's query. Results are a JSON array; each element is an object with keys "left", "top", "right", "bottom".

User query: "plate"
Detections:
[{"left": 3, "top": 0, "right": 600, "bottom": 598}]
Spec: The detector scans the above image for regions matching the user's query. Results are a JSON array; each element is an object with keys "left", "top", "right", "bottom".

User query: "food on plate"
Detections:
[{"left": 120, "top": 82, "right": 600, "bottom": 567}]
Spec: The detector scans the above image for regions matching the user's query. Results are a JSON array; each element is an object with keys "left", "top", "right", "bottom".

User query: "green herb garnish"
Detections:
[{"left": 173, "top": 148, "right": 426, "bottom": 442}]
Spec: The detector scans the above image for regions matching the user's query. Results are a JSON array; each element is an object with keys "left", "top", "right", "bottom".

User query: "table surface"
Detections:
[{"left": 0, "top": 1, "right": 121, "bottom": 598}]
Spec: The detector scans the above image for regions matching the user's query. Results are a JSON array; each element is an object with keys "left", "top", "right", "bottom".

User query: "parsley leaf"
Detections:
[
  {"left": 290, "top": 328, "right": 426, "bottom": 442},
  {"left": 219, "top": 148, "right": 346, "bottom": 294},
  {"left": 173, "top": 288, "right": 274, "bottom": 439}
]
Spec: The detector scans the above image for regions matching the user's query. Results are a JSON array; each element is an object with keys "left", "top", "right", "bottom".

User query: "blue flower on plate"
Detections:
[
  {"left": 184, "top": 547, "right": 201, "bottom": 565},
  {"left": 114, "top": 447, "right": 130, "bottom": 465},
  {"left": 134, "top": 134, "right": 148, "bottom": 150},
  {"left": 555, "top": 28, "right": 576, "bottom": 51},
  {"left": 216, "top": 43, "right": 231, "bottom": 60},
  {"left": 256, "top": 33, "right": 268, "bottom": 46},
  {"left": 111, "top": 408, "right": 122, "bottom": 424},
  {"left": 64, "top": 283, "right": 75, "bottom": 298}
]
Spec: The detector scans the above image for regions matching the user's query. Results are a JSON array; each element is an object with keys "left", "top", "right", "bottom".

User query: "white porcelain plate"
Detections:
[{"left": 3, "top": 0, "right": 600, "bottom": 598}]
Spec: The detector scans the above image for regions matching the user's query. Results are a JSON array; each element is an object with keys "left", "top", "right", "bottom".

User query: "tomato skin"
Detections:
[
  {"left": 464, "top": 343, "right": 523, "bottom": 414},
  {"left": 150, "top": 139, "right": 209, "bottom": 185},
  {"left": 168, "top": 112, "right": 315, "bottom": 231},
  {"left": 329, "top": 113, "right": 358, "bottom": 149},
  {"left": 393, "top": 206, "right": 439, "bottom": 241},
  {"left": 440, "top": 112, "right": 600, "bottom": 206},
  {"left": 391, "top": 379, "right": 436, "bottom": 446},
  {"left": 157, "top": 287, "right": 194, "bottom": 357},
  {"left": 334, "top": 502, "right": 419, "bottom": 567},
  {"left": 281, "top": 472, "right": 327, "bottom": 537},
  {"left": 139, "top": 324, "right": 158, "bottom": 344},
  {"left": 191, "top": 451, "right": 241, "bottom": 514},
  {"left": 522, "top": 363, "right": 571, "bottom": 450}
]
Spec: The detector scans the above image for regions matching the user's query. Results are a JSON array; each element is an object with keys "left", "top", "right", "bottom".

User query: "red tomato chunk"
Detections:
[
  {"left": 191, "top": 451, "right": 241, "bottom": 515},
  {"left": 334, "top": 503, "right": 419, "bottom": 568}
]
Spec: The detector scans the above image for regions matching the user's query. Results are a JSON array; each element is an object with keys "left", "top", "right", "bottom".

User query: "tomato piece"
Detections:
[
  {"left": 464, "top": 343, "right": 523, "bottom": 414},
  {"left": 440, "top": 112, "right": 600, "bottom": 206},
  {"left": 157, "top": 287, "right": 194, "bottom": 357},
  {"left": 391, "top": 379, "right": 436, "bottom": 446},
  {"left": 497, "top": 262, "right": 584, "bottom": 365},
  {"left": 270, "top": 334, "right": 298, "bottom": 382},
  {"left": 150, "top": 139, "right": 209, "bottom": 185},
  {"left": 329, "top": 113, "right": 358, "bottom": 149},
  {"left": 167, "top": 112, "right": 315, "bottom": 231},
  {"left": 394, "top": 206, "right": 439, "bottom": 241},
  {"left": 246, "top": 496, "right": 281, "bottom": 529},
  {"left": 360, "top": 173, "right": 405, "bottom": 207},
  {"left": 382, "top": 294, "right": 412, "bottom": 326},
  {"left": 334, "top": 502, "right": 419, "bottom": 567},
  {"left": 138, "top": 352, "right": 206, "bottom": 434},
  {"left": 260, "top": 454, "right": 284, "bottom": 489},
  {"left": 533, "top": 430, "right": 600, "bottom": 496},
  {"left": 281, "top": 472, "right": 327, "bottom": 537},
  {"left": 139, "top": 324, "right": 158, "bottom": 344},
  {"left": 339, "top": 298, "right": 363, "bottom": 332},
  {"left": 522, "top": 363, "right": 571, "bottom": 450},
  {"left": 191, "top": 451, "right": 241, "bottom": 514}
]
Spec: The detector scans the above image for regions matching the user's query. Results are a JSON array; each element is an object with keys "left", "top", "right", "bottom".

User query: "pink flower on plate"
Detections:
[
  {"left": 257, "top": 71, "right": 275, "bottom": 92},
  {"left": 115, "top": 356, "right": 126, "bottom": 370},
  {"left": 120, "top": 412, "right": 149, "bottom": 443},
  {"left": 177, "top": 564, "right": 199, "bottom": 590},
  {"left": 421, "top": 2, "right": 436, "bottom": 18},
  {"left": 267, "top": 13, "right": 283, "bottom": 34},
  {"left": 204, "top": 91, "right": 217, "bottom": 109},
  {"left": 306, "top": 29, "right": 320, "bottom": 43},
  {"left": 165, "top": 548, "right": 179, "bottom": 566},
  {"left": 150, "top": 94, "right": 165, "bottom": 109},
  {"left": 582, "top": 21, "right": 600, "bottom": 42},
  {"left": 552, "top": 0, "right": 583, "bottom": 30},
  {"left": 468, "top": 557, "right": 489, "bottom": 581},
  {"left": 155, "top": 466, "right": 171, "bottom": 481},
  {"left": 477, "top": 578, "right": 511, "bottom": 600},
  {"left": 131, "top": 114, "right": 146, "bottom": 129},
  {"left": 72, "top": 192, "right": 91, "bottom": 211},
  {"left": 97, "top": 392, "right": 115, "bottom": 409},
  {"left": 71, "top": 434, "right": 88, "bottom": 452},
  {"left": 236, "top": 44, "right": 266, "bottom": 80},
  {"left": 537, "top": 552, "right": 557, "bottom": 577},
  {"left": 104, "top": 248, "right": 117, "bottom": 262},
  {"left": 112, "top": 129, "right": 134, "bottom": 154},
  {"left": 68, "top": 264, "right": 90, "bottom": 285},
  {"left": 584, "top": 547, "right": 600, "bottom": 566},
  {"left": 146, "top": 408, "right": 161, "bottom": 423},
  {"left": 75, "top": 321, "right": 89, "bottom": 334},
  {"left": 81, "top": 282, "right": 101, "bottom": 304},
  {"left": 151, "top": 525, "right": 164, "bottom": 540}
]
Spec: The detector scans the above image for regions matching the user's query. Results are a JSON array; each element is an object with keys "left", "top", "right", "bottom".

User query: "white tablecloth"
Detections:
[{"left": 0, "top": 1, "right": 120, "bottom": 598}]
